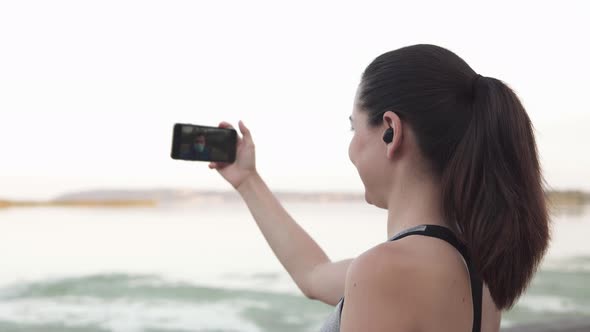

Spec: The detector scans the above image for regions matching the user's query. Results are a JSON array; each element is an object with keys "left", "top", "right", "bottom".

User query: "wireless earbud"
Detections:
[{"left": 382, "top": 127, "right": 394, "bottom": 143}]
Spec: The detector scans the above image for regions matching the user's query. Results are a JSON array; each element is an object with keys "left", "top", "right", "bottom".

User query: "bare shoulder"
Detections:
[
  {"left": 340, "top": 237, "right": 475, "bottom": 332},
  {"left": 340, "top": 241, "right": 434, "bottom": 331},
  {"left": 348, "top": 235, "right": 465, "bottom": 285},
  {"left": 347, "top": 239, "right": 422, "bottom": 284}
]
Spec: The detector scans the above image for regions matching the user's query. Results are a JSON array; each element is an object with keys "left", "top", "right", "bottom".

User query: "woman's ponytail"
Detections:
[{"left": 440, "top": 76, "right": 550, "bottom": 309}]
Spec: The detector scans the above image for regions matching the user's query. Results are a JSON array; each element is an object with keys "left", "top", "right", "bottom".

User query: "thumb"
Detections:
[{"left": 238, "top": 120, "right": 253, "bottom": 144}]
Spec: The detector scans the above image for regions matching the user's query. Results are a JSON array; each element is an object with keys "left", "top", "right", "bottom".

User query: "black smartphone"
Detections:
[{"left": 171, "top": 123, "right": 237, "bottom": 162}]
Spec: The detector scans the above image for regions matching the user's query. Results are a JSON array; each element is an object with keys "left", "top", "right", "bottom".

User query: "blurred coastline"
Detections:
[
  {"left": 0, "top": 189, "right": 588, "bottom": 211},
  {"left": 546, "top": 190, "right": 590, "bottom": 216},
  {"left": 0, "top": 199, "right": 156, "bottom": 208}
]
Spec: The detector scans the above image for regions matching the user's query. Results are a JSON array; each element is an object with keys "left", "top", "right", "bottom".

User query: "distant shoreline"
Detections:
[
  {"left": 0, "top": 199, "right": 157, "bottom": 208},
  {"left": 545, "top": 190, "right": 590, "bottom": 206},
  {"left": 0, "top": 189, "right": 588, "bottom": 209}
]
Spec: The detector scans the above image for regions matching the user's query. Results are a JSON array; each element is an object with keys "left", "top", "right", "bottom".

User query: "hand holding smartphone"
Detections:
[{"left": 171, "top": 123, "right": 237, "bottom": 163}]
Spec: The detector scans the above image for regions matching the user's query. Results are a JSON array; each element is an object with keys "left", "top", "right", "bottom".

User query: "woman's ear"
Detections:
[{"left": 383, "top": 111, "right": 402, "bottom": 160}]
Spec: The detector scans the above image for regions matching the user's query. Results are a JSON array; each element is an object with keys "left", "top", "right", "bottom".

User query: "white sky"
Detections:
[{"left": 0, "top": 0, "right": 589, "bottom": 200}]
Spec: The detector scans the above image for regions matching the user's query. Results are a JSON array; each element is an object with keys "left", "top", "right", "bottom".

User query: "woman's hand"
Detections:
[{"left": 208, "top": 120, "right": 257, "bottom": 189}]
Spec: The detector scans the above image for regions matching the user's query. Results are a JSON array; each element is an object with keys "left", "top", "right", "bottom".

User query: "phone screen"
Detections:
[{"left": 171, "top": 123, "right": 237, "bottom": 162}]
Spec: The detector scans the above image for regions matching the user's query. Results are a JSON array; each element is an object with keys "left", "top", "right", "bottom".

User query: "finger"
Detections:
[
  {"left": 209, "top": 161, "right": 230, "bottom": 170},
  {"left": 238, "top": 120, "right": 253, "bottom": 144},
  {"left": 219, "top": 121, "right": 234, "bottom": 129},
  {"left": 216, "top": 162, "right": 230, "bottom": 168},
  {"left": 220, "top": 121, "right": 243, "bottom": 144}
]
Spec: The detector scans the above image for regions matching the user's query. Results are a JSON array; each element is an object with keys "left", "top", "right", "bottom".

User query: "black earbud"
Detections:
[{"left": 382, "top": 127, "right": 394, "bottom": 144}]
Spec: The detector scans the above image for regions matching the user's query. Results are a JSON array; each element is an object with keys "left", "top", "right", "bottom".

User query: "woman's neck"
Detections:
[{"left": 385, "top": 175, "right": 448, "bottom": 240}]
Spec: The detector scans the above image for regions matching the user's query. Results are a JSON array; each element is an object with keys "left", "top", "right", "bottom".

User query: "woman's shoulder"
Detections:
[
  {"left": 340, "top": 236, "right": 474, "bottom": 330},
  {"left": 346, "top": 238, "right": 456, "bottom": 300},
  {"left": 352, "top": 233, "right": 466, "bottom": 277},
  {"left": 346, "top": 234, "right": 472, "bottom": 308},
  {"left": 341, "top": 242, "right": 427, "bottom": 329}
]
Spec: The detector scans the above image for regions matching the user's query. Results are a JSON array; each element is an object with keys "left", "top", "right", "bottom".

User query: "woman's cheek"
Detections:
[{"left": 348, "top": 135, "right": 359, "bottom": 165}]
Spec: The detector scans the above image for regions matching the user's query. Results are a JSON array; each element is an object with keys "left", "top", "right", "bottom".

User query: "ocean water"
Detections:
[{"left": 0, "top": 201, "right": 589, "bottom": 331}]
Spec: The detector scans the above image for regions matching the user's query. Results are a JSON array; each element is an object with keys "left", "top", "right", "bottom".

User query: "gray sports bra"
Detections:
[{"left": 319, "top": 224, "right": 483, "bottom": 332}]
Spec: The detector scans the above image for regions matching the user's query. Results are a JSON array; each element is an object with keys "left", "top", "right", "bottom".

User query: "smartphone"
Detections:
[{"left": 171, "top": 123, "right": 237, "bottom": 163}]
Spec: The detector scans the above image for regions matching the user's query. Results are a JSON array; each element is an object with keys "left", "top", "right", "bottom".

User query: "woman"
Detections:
[{"left": 208, "top": 44, "right": 550, "bottom": 332}]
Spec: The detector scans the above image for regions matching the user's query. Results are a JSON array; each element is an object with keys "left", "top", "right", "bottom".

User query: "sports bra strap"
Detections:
[{"left": 388, "top": 224, "right": 482, "bottom": 332}]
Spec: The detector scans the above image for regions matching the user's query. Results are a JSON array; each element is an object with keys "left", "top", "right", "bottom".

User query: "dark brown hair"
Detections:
[{"left": 358, "top": 44, "right": 550, "bottom": 309}]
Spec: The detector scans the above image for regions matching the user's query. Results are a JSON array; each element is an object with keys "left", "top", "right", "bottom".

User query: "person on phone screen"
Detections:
[
  {"left": 181, "top": 133, "right": 211, "bottom": 160},
  {"left": 207, "top": 44, "right": 549, "bottom": 332}
]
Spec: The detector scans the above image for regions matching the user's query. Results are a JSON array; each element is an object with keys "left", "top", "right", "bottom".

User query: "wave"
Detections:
[
  {"left": 0, "top": 268, "right": 589, "bottom": 331},
  {"left": 0, "top": 274, "right": 332, "bottom": 332}
]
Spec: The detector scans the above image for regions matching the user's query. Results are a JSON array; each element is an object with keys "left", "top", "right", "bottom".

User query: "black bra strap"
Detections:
[{"left": 388, "top": 224, "right": 482, "bottom": 332}]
